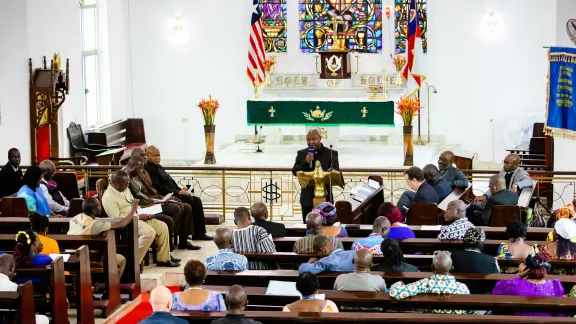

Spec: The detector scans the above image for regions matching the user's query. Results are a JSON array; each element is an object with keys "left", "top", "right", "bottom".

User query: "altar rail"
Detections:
[{"left": 53, "top": 165, "right": 576, "bottom": 223}]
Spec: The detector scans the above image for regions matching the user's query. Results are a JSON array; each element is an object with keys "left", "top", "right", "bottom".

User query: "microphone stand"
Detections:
[
  {"left": 329, "top": 145, "right": 333, "bottom": 202},
  {"left": 256, "top": 126, "right": 264, "bottom": 153}
]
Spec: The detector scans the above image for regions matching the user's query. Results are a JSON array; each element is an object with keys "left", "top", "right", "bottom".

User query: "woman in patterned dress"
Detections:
[
  {"left": 497, "top": 220, "right": 538, "bottom": 274},
  {"left": 171, "top": 260, "right": 226, "bottom": 311}
]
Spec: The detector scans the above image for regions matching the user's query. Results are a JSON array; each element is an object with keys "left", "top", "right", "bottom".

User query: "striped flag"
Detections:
[
  {"left": 402, "top": 0, "right": 426, "bottom": 97},
  {"left": 247, "top": 0, "right": 266, "bottom": 85}
]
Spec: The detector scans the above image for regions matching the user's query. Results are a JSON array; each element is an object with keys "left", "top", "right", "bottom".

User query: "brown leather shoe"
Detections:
[{"left": 157, "top": 260, "right": 181, "bottom": 267}]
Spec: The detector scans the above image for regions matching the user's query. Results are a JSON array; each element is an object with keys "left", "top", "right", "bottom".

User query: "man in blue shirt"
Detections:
[
  {"left": 352, "top": 216, "right": 390, "bottom": 254},
  {"left": 139, "top": 286, "right": 187, "bottom": 324},
  {"left": 423, "top": 164, "right": 452, "bottom": 202},
  {"left": 205, "top": 228, "right": 248, "bottom": 271},
  {"left": 298, "top": 235, "right": 355, "bottom": 275}
]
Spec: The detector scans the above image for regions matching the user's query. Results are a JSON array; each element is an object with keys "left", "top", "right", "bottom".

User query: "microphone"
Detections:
[{"left": 308, "top": 146, "right": 314, "bottom": 168}]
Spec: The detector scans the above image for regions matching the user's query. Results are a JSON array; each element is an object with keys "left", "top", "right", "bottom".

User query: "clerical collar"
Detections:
[{"left": 10, "top": 164, "right": 18, "bottom": 172}]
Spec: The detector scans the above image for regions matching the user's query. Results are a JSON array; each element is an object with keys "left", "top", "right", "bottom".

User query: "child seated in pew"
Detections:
[
  {"left": 283, "top": 272, "right": 339, "bottom": 313},
  {"left": 172, "top": 260, "right": 226, "bottom": 311},
  {"left": 389, "top": 250, "right": 471, "bottom": 314},
  {"left": 13, "top": 230, "right": 52, "bottom": 283},
  {"left": 30, "top": 212, "right": 60, "bottom": 255}
]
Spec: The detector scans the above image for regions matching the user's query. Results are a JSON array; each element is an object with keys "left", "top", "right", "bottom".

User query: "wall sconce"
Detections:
[
  {"left": 173, "top": 16, "right": 184, "bottom": 34},
  {"left": 385, "top": 6, "right": 391, "bottom": 19},
  {"left": 481, "top": 12, "right": 504, "bottom": 40}
]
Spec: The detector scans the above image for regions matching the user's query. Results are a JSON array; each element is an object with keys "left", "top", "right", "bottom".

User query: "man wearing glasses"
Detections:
[{"left": 475, "top": 153, "right": 533, "bottom": 203}]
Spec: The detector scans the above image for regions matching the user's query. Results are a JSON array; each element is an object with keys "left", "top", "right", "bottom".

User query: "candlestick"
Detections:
[
  {"left": 314, "top": 54, "right": 320, "bottom": 74},
  {"left": 253, "top": 69, "right": 261, "bottom": 99},
  {"left": 381, "top": 68, "right": 388, "bottom": 100}
]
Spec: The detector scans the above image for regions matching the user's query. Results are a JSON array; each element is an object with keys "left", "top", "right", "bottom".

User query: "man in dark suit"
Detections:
[
  {"left": 423, "top": 164, "right": 452, "bottom": 201},
  {"left": 292, "top": 129, "right": 340, "bottom": 223},
  {"left": 251, "top": 202, "right": 286, "bottom": 238},
  {"left": 0, "top": 148, "right": 22, "bottom": 199},
  {"left": 398, "top": 166, "right": 439, "bottom": 219},
  {"left": 469, "top": 175, "right": 518, "bottom": 226}
]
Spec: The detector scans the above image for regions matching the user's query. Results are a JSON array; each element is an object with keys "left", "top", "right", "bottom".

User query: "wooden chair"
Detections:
[
  {"left": 491, "top": 205, "right": 522, "bottom": 227},
  {"left": 96, "top": 178, "right": 108, "bottom": 217},
  {"left": 86, "top": 119, "right": 146, "bottom": 164},
  {"left": 407, "top": 203, "right": 440, "bottom": 225},
  {"left": 67, "top": 121, "right": 121, "bottom": 162}
]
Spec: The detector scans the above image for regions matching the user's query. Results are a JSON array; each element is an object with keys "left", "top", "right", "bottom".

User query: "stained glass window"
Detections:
[
  {"left": 260, "top": 0, "right": 288, "bottom": 53},
  {"left": 395, "top": 0, "right": 427, "bottom": 54},
  {"left": 299, "top": 0, "right": 383, "bottom": 53}
]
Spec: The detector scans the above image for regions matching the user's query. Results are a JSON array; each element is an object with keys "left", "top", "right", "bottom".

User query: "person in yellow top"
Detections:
[{"left": 29, "top": 212, "right": 59, "bottom": 255}]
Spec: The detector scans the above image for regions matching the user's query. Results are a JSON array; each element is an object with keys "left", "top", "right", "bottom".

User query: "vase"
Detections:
[
  {"left": 403, "top": 125, "right": 414, "bottom": 166},
  {"left": 265, "top": 71, "right": 271, "bottom": 88},
  {"left": 396, "top": 71, "right": 403, "bottom": 87},
  {"left": 204, "top": 125, "right": 216, "bottom": 164}
]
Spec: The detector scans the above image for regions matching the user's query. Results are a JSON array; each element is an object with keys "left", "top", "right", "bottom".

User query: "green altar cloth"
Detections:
[{"left": 247, "top": 99, "right": 395, "bottom": 126}]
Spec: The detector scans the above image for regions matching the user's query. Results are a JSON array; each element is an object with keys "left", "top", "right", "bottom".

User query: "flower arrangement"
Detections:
[
  {"left": 197, "top": 95, "right": 219, "bottom": 125},
  {"left": 263, "top": 57, "right": 276, "bottom": 72},
  {"left": 393, "top": 55, "right": 407, "bottom": 73},
  {"left": 395, "top": 96, "right": 421, "bottom": 126}
]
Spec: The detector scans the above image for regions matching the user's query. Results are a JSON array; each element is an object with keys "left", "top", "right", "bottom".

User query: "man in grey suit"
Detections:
[{"left": 476, "top": 153, "right": 533, "bottom": 202}]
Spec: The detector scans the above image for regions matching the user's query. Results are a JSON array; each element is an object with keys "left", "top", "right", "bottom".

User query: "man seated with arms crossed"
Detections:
[
  {"left": 205, "top": 228, "right": 248, "bottom": 271},
  {"left": 468, "top": 175, "right": 518, "bottom": 226},
  {"left": 68, "top": 197, "right": 137, "bottom": 278},
  {"left": 251, "top": 202, "right": 286, "bottom": 238},
  {"left": 298, "top": 235, "right": 355, "bottom": 275},
  {"left": 38, "top": 160, "right": 70, "bottom": 216},
  {"left": 438, "top": 151, "right": 470, "bottom": 190},
  {"left": 334, "top": 248, "right": 386, "bottom": 292},
  {"left": 437, "top": 200, "right": 474, "bottom": 240},
  {"left": 397, "top": 166, "right": 439, "bottom": 219},
  {"left": 293, "top": 212, "right": 344, "bottom": 254},
  {"left": 145, "top": 145, "right": 212, "bottom": 240},
  {"left": 103, "top": 170, "right": 179, "bottom": 267},
  {"left": 352, "top": 216, "right": 390, "bottom": 254},
  {"left": 232, "top": 207, "right": 276, "bottom": 270}
]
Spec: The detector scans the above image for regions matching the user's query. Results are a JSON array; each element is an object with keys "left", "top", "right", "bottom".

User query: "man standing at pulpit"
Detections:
[{"left": 292, "top": 129, "right": 340, "bottom": 223}]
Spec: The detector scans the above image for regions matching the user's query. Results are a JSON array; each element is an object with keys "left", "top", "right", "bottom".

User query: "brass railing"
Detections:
[{"left": 55, "top": 165, "right": 576, "bottom": 223}]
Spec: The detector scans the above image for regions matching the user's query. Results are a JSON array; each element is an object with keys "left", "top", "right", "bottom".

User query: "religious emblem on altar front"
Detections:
[{"left": 318, "top": 16, "right": 351, "bottom": 80}]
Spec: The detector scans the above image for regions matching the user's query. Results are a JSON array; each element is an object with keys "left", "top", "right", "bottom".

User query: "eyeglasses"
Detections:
[{"left": 503, "top": 160, "right": 512, "bottom": 165}]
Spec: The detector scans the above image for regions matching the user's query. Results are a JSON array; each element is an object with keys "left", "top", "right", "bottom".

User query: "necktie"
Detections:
[{"left": 504, "top": 172, "right": 513, "bottom": 189}]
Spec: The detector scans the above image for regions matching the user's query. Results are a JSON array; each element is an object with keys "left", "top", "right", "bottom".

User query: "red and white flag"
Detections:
[
  {"left": 402, "top": 0, "right": 427, "bottom": 97},
  {"left": 247, "top": 0, "right": 266, "bottom": 85}
]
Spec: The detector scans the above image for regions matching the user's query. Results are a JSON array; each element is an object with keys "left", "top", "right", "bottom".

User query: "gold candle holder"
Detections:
[
  {"left": 253, "top": 69, "right": 261, "bottom": 99},
  {"left": 354, "top": 54, "right": 360, "bottom": 74},
  {"left": 381, "top": 68, "right": 388, "bottom": 100},
  {"left": 314, "top": 54, "right": 320, "bottom": 74},
  {"left": 270, "top": 55, "right": 277, "bottom": 74},
  {"left": 369, "top": 86, "right": 379, "bottom": 100}
]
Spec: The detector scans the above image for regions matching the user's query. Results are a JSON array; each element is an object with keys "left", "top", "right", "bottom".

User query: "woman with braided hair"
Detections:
[
  {"left": 450, "top": 228, "right": 499, "bottom": 274},
  {"left": 13, "top": 230, "right": 52, "bottom": 283},
  {"left": 493, "top": 252, "right": 565, "bottom": 317},
  {"left": 29, "top": 212, "right": 60, "bottom": 255},
  {"left": 371, "top": 239, "right": 418, "bottom": 272},
  {"left": 171, "top": 260, "right": 226, "bottom": 311},
  {"left": 497, "top": 220, "right": 538, "bottom": 274}
]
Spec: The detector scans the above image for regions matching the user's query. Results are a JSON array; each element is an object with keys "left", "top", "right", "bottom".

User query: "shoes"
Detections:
[
  {"left": 192, "top": 234, "right": 213, "bottom": 241},
  {"left": 178, "top": 242, "right": 201, "bottom": 250},
  {"left": 157, "top": 260, "right": 181, "bottom": 267},
  {"left": 170, "top": 255, "right": 182, "bottom": 263}
]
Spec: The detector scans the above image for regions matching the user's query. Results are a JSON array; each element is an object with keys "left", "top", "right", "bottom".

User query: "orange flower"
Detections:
[
  {"left": 263, "top": 58, "right": 276, "bottom": 72},
  {"left": 392, "top": 55, "right": 407, "bottom": 73},
  {"left": 197, "top": 95, "right": 219, "bottom": 125},
  {"left": 395, "top": 96, "right": 421, "bottom": 126}
]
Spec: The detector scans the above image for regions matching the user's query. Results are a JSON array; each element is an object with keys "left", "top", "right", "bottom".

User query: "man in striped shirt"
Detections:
[
  {"left": 232, "top": 207, "right": 276, "bottom": 270},
  {"left": 293, "top": 212, "right": 343, "bottom": 254}
]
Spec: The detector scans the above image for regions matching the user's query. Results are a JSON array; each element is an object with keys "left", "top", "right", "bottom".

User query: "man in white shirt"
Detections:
[
  {"left": 0, "top": 254, "right": 49, "bottom": 324},
  {"left": 38, "top": 160, "right": 69, "bottom": 216}
]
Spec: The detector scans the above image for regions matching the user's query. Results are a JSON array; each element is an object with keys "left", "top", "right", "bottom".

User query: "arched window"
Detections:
[
  {"left": 299, "top": 0, "right": 383, "bottom": 53},
  {"left": 260, "top": 0, "right": 288, "bottom": 53},
  {"left": 395, "top": 0, "right": 427, "bottom": 54}
]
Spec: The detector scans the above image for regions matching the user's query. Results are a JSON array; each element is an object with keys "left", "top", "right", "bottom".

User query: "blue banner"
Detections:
[{"left": 545, "top": 47, "right": 576, "bottom": 139}]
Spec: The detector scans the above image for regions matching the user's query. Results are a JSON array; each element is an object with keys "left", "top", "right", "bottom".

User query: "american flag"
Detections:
[
  {"left": 402, "top": 0, "right": 426, "bottom": 97},
  {"left": 247, "top": 0, "right": 266, "bottom": 85}
]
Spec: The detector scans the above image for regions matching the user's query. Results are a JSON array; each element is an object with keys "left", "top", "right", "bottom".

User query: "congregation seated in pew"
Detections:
[
  {"left": 140, "top": 286, "right": 187, "bottom": 324},
  {"left": 497, "top": 220, "right": 538, "bottom": 274},
  {"left": 438, "top": 151, "right": 470, "bottom": 190},
  {"left": 468, "top": 175, "right": 519, "bottom": 226},
  {"left": 334, "top": 248, "right": 386, "bottom": 292},
  {"left": 437, "top": 200, "right": 474, "bottom": 240},
  {"left": 17, "top": 166, "right": 63, "bottom": 218},
  {"left": 205, "top": 228, "right": 248, "bottom": 271},
  {"left": 423, "top": 164, "right": 452, "bottom": 202},
  {"left": 232, "top": 207, "right": 276, "bottom": 270},
  {"left": 378, "top": 202, "right": 415, "bottom": 239},
  {"left": 173, "top": 260, "right": 226, "bottom": 311},
  {"left": 451, "top": 228, "right": 500, "bottom": 274},
  {"left": 39, "top": 160, "right": 70, "bottom": 217},
  {"left": 30, "top": 212, "right": 60, "bottom": 255},
  {"left": 294, "top": 212, "right": 343, "bottom": 254},
  {"left": 389, "top": 250, "right": 471, "bottom": 314},
  {"left": 13, "top": 230, "right": 52, "bottom": 283},
  {"left": 284, "top": 272, "right": 338, "bottom": 313},
  {"left": 251, "top": 202, "right": 286, "bottom": 238},
  {"left": 351, "top": 216, "right": 389, "bottom": 254},
  {"left": 398, "top": 166, "right": 439, "bottom": 219},
  {"left": 211, "top": 285, "right": 262, "bottom": 324},
  {"left": 541, "top": 218, "right": 576, "bottom": 275},
  {"left": 0, "top": 148, "right": 22, "bottom": 199},
  {"left": 370, "top": 239, "right": 419, "bottom": 272},
  {"left": 313, "top": 202, "right": 348, "bottom": 238},
  {"left": 298, "top": 235, "right": 355, "bottom": 275},
  {"left": 492, "top": 252, "right": 565, "bottom": 317}
]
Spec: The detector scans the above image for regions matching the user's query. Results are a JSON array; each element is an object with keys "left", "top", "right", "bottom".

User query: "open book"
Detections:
[{"left": 152, "top": 193, "right": 173, "bottom": 204}]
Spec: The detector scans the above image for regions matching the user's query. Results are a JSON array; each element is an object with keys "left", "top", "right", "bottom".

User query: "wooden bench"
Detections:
[
  {"left": 203, "top": 269, "right": 576, "bottom": 293},
  {"left": 284, "top": 224, "right": 551, "bottom": 241},
  {"left": 335, "top": 176, "right": 384, "bottom": 224},
  {"left": 0, "top": 281, "right": 35, "bottom": 324},
  {"left": 491, "top": 181, "right": 537, "bottom": 227},
  {"left": 407, "top": 203, "right": 441, "bottom": 225},
  {"left": 173, "top": 311, "right": 576, "bottom": 323},
  {"left": 271, "top": 237, "right": 547, "bottom": 255},
  {"left": 0, "top": 196, "right": 83, "bottom": 218}
]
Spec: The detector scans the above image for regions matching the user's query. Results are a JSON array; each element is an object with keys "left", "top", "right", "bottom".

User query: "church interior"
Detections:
[{"left": 0, "top": 0, "right": 576, "bottom": 323}]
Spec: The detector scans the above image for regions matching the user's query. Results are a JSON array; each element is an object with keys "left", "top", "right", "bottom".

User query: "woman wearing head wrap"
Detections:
[
  {"left": 312, "top": 202, "right": 348, "bottom": 238},
  {"left": 377, "top": 202, "right": 415, "bottom": 240},
  {"left": 450, "top": 228, "right": 499, "bottom": 275},
  {"left": 539, "top": 218, "right": 576, "bottom": 276},
  {"left": 546, "top": 204, "right": 576, "bottom": 241},
  {"left": 493, "top": 252, "right": 564, "bottom": 317}
]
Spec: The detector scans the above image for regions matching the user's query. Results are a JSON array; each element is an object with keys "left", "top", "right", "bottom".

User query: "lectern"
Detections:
[{"left": 297, "top": 161, "right": 344, "bottom": 208}]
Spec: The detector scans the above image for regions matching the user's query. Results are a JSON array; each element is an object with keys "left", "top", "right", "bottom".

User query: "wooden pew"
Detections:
[
  {"left": 491, "top": 181, "right": 537, "bottom": 227},
  {"left": 335, "top": 176, "right": 384, "bottom": 224},
  {"left": 284, "top": 224, "right": 551, "bottom": 241},
  {"left": 203, "top": 269, "right": 576, "bottom": 293},
  {"left": 0, "top": 196, "right": 83, "bottom": 218},
  {"left": 271, "top": 237, "right": 547, "bottom": 255},
  {"left": 0, "top": 281, "right": 36, "bottom": 324},
  {"left": 173, "top": 311, "right": 576, "bottom": 323},
  {"left": 198, "top": 285, "right": 576, "bottom": 314},
  {"left": 65, "top": 245, "right": 95, "bottom": 324},
  {"left": 407, "top": 203, "right": 440, "bottom": 225}
]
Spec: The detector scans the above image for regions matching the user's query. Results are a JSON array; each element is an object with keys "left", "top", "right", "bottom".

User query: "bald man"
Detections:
[
  {"left": 39, "top": 160, "right": 70, "bottom": 216},
  {"left": 211, "top": 285, "right": 262, "bottom": 324},
  {"left": 390, "top": 251, "right": 471, "bottom": 314},
  {"left": 468, "top": 175, "right": 519, "bottom": 226},
  {"left": 298, "top": 235, "right": 355, "bottom": 275},
  {"left": 205, "top": 228, "right": 248, "bottom": 271},
  {"left": 293, "top": 212, "right": 344, "bottom": 254},
  {"left": 144, "top": 145, "right": 211, "bottom": 241},
  {"left": 334, "top": 248, "right": 386, "bottom": 291},
  {"left": 251, "top": 202, "right": 286, "bottom": 238},
  {"left": 292, "top": 129, "right": 341, "bottom": 222},
  {"left": 438, "top": 200, "right": 474, "bottom": 240},
  {"left": 140, "top": 286, "right": 187, "bottom": 324},
  {"left": 352, "top": 216, "right": 390, "bottom": 254},
  {"left": 437, "top": 151, "right": 469, "bottom": 189}
]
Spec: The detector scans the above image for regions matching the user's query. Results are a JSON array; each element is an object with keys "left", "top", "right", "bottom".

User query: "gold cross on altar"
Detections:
[
  {"left": 268, "top": 106, "right": 275, "bottom": 117},
  {"left": 328, "top": 15, "right": 346, "bottom": 51},
  {"left": 361, "top": 107, "right": 368, "bottom": 118}
]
